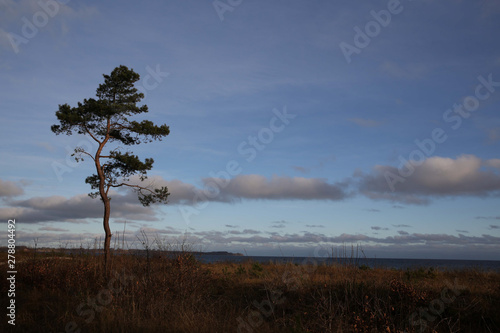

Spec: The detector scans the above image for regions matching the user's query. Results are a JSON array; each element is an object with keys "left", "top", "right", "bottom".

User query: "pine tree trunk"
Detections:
[
  {"left": 103, "top": 197, "right": 112, "bottom": 275},
  {"left": 96, "top": 132, "right": 112, "bottom": 276}
]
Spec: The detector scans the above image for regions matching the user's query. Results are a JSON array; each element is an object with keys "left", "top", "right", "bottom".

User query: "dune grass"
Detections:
[{"left": 1, "top": 248, "right": 499, "bottom": 332}]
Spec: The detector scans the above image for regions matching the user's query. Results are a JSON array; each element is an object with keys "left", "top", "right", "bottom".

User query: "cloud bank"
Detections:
[
  {"left": 357, "top": 155, "right": 500, "bottom": 204},
  {"left": 203, "top": 175, "right": 350, "bottom": 202},
  {"left": 2, "top": 154, "right": 500, "bottom": 224},
  {"left": 12, "top": 228, "right": 499, "bottom": 260},
  {"left": 137, "top": 174, "right": 351, "bottom": 205},
  {"left": 0, "top": 192, "right": 157, "bottom": 224}
]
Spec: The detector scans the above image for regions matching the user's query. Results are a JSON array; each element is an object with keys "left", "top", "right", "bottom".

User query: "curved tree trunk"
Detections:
[{"left": 96, "top": 127, "right": 112, "bottom": 276}]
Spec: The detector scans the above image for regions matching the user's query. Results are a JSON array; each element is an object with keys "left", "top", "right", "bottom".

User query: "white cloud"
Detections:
[
  {"left": 0, "top": 179, "right": 24, "bottom": 197},
  {"left": 0, "top": 191, "right": 158, "bottom": 223},
  {"left": 129, "top": 174, "right": 350, "bottom": 205},
  {"left": 371, "top": 226, "right": 388, "bottom": 231},
  {"left": 204, "top": 174, "right": 349, "bottom": 202},
  {"left": 358, "top": 155, "right": 500, "bottom": 204},
  {"left": 39, "top": 226, "right": 68, "bottom": 232},
  {"left": 484, "top": 158, "right": 500, "bottom": 169}
]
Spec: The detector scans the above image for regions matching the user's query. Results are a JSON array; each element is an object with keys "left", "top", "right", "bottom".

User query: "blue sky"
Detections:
[{"left": 1, "top": 0, "right": 500, "bottom": 259}]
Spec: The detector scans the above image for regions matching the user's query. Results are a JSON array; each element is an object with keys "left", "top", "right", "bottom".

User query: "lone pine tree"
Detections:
[{"left": 51, "top": 65, "right": 170, "bottom": 273}]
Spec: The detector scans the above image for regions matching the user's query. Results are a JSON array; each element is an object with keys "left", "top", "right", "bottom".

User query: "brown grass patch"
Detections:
[{"left": 1, "top": 251, "right": 499, "bottom": 332}]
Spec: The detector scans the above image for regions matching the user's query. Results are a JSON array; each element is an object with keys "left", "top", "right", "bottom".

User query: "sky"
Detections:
[{"left": 1, "top": 0, "right": 500, "bottom": 260}]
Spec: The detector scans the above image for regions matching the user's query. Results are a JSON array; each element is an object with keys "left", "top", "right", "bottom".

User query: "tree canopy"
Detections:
[{"left": 51, "top": 65, "right": 170, "bottom": 205}]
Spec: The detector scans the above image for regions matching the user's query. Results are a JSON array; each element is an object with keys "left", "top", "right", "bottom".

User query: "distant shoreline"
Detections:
[
  {"left": 0, "top": 246, "right": 244, "bottom": 257},
  {"left": 1, "top": 246, "right": 498, "bottom": 262}
]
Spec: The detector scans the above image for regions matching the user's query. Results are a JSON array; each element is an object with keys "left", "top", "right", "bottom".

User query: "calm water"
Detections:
[{"left": 196, "top": 255, "right": 500, "bottom": 271}]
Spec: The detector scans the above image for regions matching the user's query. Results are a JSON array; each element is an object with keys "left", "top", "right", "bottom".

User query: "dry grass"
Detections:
[{"left": 1, "top": 250, "right": 499, "bottom": 332}]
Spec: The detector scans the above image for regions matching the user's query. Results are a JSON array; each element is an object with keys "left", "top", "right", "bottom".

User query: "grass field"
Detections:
[{"left": 1, "top": 248, "right": 499, "bottom": 332}]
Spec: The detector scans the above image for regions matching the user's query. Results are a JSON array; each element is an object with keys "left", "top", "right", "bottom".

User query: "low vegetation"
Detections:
[{"left": 1, "top": 248, "right": 499, "bottom": 332}]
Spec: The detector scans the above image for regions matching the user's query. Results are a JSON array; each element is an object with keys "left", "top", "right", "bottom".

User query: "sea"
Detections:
[{"left": 195, "top": 254, "right": 500, "bottom": 272}]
